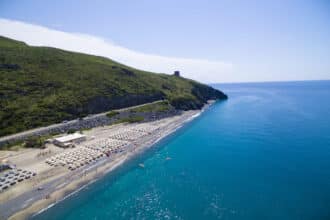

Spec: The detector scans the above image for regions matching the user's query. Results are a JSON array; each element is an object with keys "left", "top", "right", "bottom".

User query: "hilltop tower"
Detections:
[{"left": 173, "top": 71, "right": 180, "bottom": 77}]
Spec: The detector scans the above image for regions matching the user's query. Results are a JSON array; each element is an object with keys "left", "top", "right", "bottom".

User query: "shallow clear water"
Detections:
[{"left": 33, "top": 81, "right": 330, "bottom": 220}]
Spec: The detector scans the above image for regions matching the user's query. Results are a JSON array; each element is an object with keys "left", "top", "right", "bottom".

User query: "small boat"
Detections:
[{"left": 138, "top": 163, "right": 145, "bottom": 168}]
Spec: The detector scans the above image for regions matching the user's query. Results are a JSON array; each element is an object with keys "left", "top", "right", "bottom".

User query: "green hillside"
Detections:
[{"left": 0, "top": 36, "right": 227, "bottom": 137}]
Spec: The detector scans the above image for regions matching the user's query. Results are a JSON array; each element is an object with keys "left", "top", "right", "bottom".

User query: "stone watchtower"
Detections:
[{"left": 173, "top": 71, "right": 180, "bottom": 77}]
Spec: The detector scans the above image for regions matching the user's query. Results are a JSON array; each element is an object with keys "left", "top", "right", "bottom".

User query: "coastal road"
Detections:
[
  {"left": 0, "top": 109, "right": 195, "bottom": 219},
  {"left": 0, "top": 100, "right": 163, "bottom": 146}
]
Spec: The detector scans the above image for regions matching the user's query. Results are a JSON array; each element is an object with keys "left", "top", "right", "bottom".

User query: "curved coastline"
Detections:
[{"left": 7, "top": 101, "right": 216, "bottom": 220}]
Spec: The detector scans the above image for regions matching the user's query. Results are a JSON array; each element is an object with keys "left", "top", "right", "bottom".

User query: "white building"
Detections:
[{"left": 53, "top": 133, "right": 86, "bottom": 147}]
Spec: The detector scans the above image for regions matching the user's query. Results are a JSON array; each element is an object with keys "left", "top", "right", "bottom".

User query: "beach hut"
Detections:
[{"left": 53, "top": 133, "right": 87, "bottom": 147}]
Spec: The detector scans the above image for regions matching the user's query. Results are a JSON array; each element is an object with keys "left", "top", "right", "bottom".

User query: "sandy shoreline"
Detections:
[{"left": 1, "top": 102, "right": 213, "bottom": 220}]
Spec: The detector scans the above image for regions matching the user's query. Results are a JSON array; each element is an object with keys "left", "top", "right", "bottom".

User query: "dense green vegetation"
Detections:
[
  {"left": 106, "top": 110, "right": 120, "bottom": 118},
  {"left": 0, "top": 140, "right": 24, "bottom": 151},
  {"left": 0, "top": 36, "right": 227, "bottom": 137},
  {"left": 67, "top": 129, "right": 76, "bottom": 134},
  {"left": 2, "top": 135, "right": 49, "bottom": 150},
  {"left": 117, "top": 115, "right": 145, "bottom": 124},
  {"left": 24, "top": 136, "right": 45, "bottom": 149},
  {"left": 130, "top": 101, "right": 172, "bottom": 113}
]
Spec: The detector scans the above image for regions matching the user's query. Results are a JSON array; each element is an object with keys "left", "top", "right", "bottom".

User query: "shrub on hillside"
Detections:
[
  {"left": 24, "top": 137, "right": 45, "bottom": 149},
  {"left": 106, "top": 111, "right": 119, "bottom": 118}
]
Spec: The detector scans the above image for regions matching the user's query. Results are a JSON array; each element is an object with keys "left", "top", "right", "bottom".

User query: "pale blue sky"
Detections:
[{"left": 0, "top": 0, "right": 329, "bottom": 82}]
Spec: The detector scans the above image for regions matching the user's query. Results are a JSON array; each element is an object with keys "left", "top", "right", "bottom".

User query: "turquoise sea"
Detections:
[{"left": 33, "top": 81, "right": 330, "bottom": 220}]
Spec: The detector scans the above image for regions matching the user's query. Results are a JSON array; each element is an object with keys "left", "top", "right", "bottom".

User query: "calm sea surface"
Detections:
[{"left": 33, "top": 81, "right": 330, "bottom": 220}]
